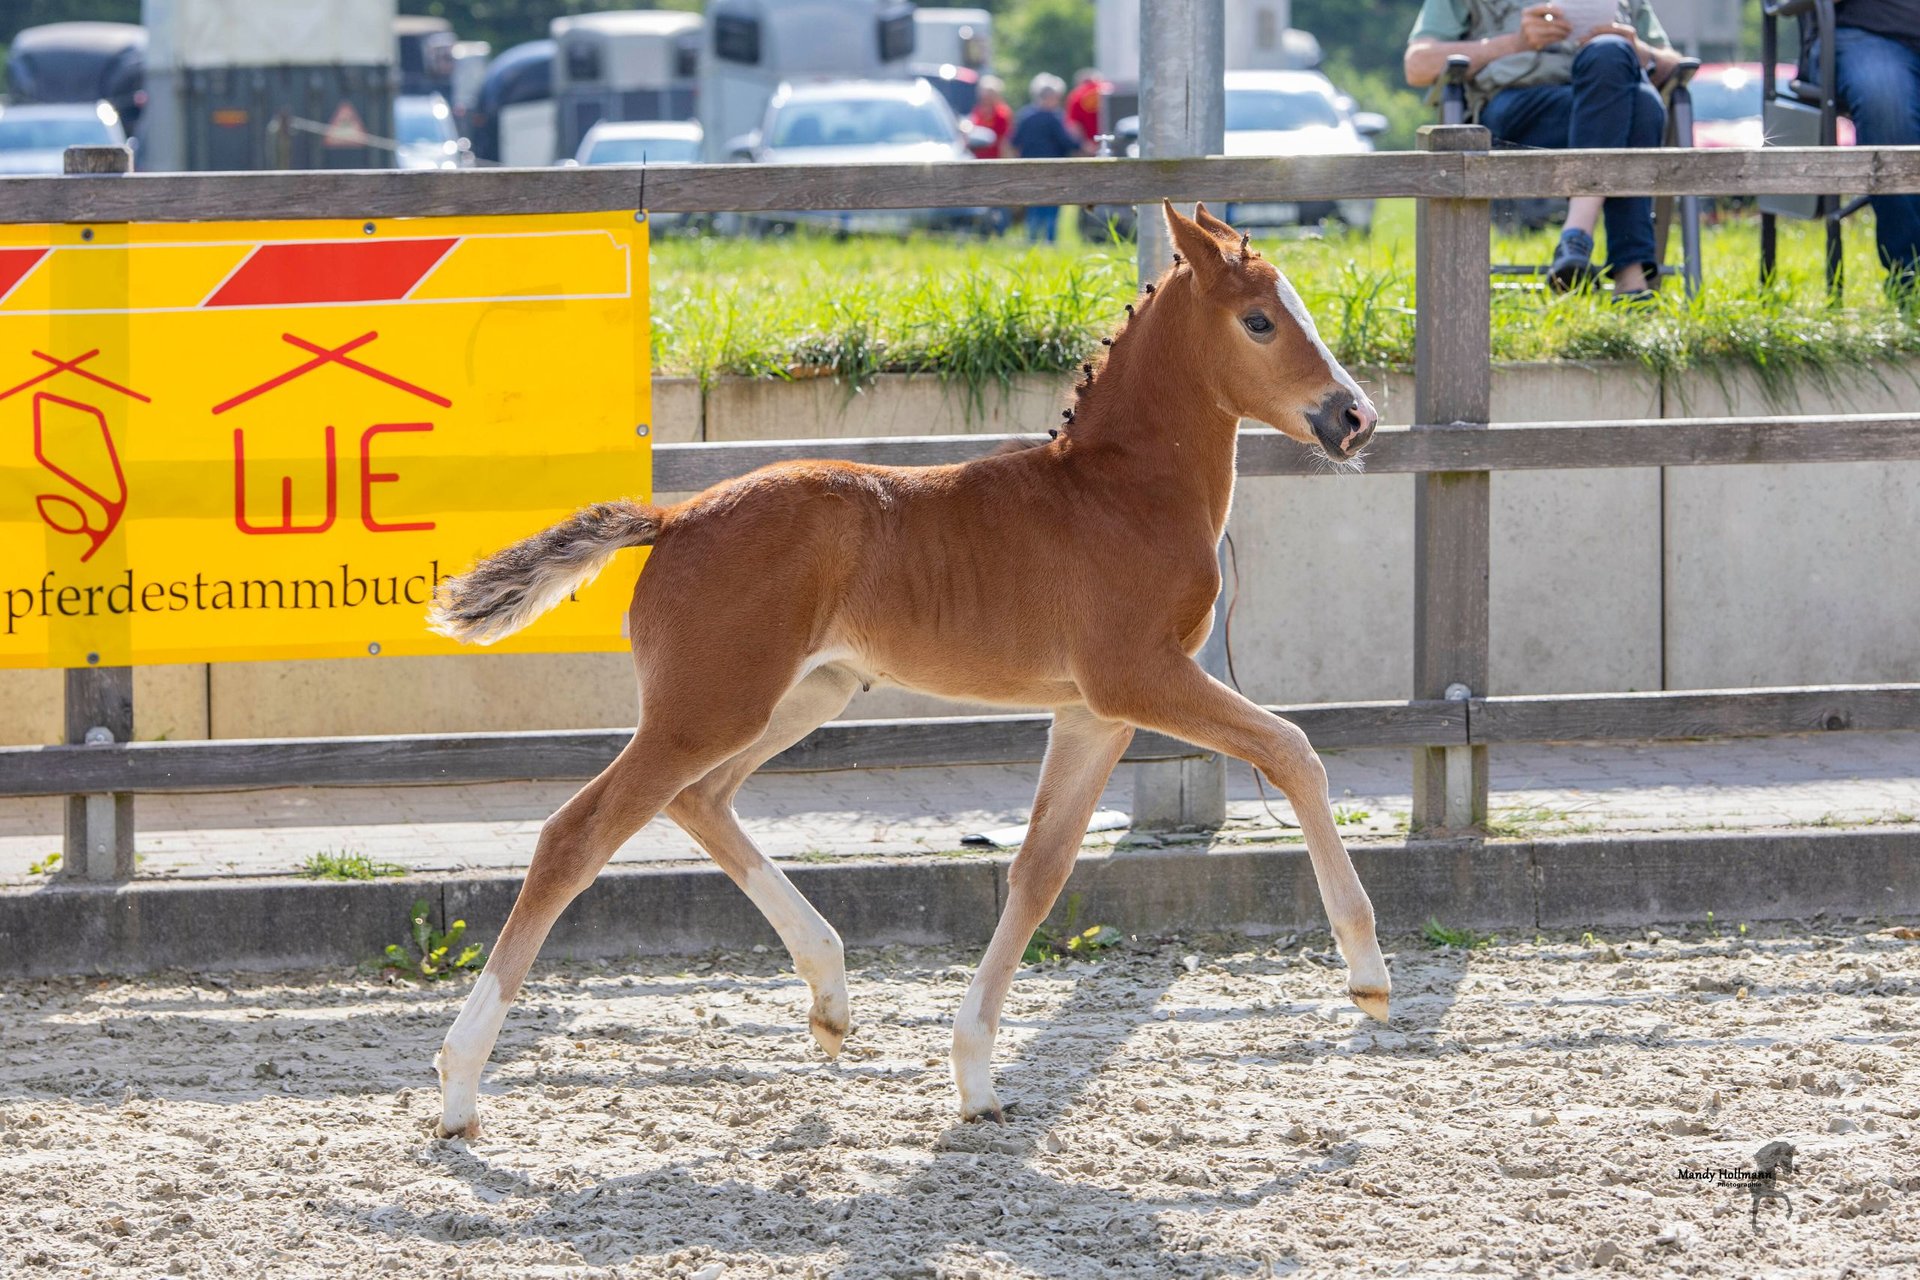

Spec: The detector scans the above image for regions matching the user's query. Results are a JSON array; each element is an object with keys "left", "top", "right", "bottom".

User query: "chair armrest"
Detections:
[{"left": 1439, "top": 54, "right": 1472, "bottom": 125}]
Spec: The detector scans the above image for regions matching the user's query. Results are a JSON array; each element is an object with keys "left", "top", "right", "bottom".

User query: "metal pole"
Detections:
[
  {"left": 1133, "top": 0, "right": 1228, "bottom": 830},
  {"left": 59, "top": 145, "right": 138, "bottom": 881}
]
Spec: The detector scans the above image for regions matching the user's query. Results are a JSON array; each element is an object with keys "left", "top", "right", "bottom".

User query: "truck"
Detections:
[
  {"left": 139, "top": 0, "right": 396, "bottom": 171},
  {"left": 699, "top": 0, "right": 918, "bottom": 161},
  {"left": 551, "top": 10, "right": 703, "bottom": 160},
  {"left": 1095, "top": 0, "right": 1320, "bottom": 127}
]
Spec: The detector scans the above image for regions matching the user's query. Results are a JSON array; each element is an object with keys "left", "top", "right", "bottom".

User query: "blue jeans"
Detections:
[
  {"left": 1826, "top": 26, "right": 1920, "bottom": 282},
  {"left": 1479, "top": 36, "right": 1666, "bottom": 275},
  {"left": 1024, "top": 204, "right": 1060, "bottom": 242}
]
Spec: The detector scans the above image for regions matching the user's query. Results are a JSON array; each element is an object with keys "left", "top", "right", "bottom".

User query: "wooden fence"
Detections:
[{"left": 6, "top": 132, "right": 1920, "bottom": 879}]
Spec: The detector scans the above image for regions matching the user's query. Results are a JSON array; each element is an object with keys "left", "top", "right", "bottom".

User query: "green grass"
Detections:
[
  {"left": 648, "top": 204, "right": 1920, "bottom": 410},
  {"left": 299, "top": 849, "right": 406, "bottom": 881},
  {"left": 1422, "top": 917, "right": 1497, "bottom": 950}
]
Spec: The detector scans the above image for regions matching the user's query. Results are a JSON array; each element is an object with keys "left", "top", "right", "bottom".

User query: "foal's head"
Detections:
[{"left": 1160, "top": 201, "right": 1378, "bottom": 461}]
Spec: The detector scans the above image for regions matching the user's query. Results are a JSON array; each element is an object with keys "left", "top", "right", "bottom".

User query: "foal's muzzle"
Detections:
[{"left": 1307, "top": 388, "right": 1379, "bottom": 460}]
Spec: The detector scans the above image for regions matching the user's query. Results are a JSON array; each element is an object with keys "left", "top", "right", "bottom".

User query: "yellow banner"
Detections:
[{"left": 0, "top": 211, "right": 650, "bottom": 668}]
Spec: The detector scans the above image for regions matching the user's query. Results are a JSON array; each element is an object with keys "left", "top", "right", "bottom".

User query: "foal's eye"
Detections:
[{"left": 1242, "top": 312, "right": 1274, "bottom": 335}]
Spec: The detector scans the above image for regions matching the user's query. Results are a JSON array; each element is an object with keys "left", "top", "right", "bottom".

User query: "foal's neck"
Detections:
[{"left": 1066, "top": 278, "right": 1240, "bottom": 536}]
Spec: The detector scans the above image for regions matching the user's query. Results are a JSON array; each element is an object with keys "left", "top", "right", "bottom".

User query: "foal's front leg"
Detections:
[
  {"left": 1090, "top": 657, "right": 1391, "bottom": 1021},
  {"left": 952, "top": 706, "right": 1134, "bottom": 1121}
]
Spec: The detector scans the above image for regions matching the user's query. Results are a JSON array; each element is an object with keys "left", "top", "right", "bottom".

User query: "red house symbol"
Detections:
[
  {"left": 213, "top": 331, "right": 452, "bottom": 536},
  {"left": 2, "top": 347, "right": 151, "bottom": 562}
]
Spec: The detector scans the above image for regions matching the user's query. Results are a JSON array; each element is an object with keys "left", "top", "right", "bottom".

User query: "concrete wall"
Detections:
[
  {"left": 1663, "top": 363, "right": 1920, "bottom": 690},
  {"left": 2, "top": 363, "right": 1911, "bottom": 743}
]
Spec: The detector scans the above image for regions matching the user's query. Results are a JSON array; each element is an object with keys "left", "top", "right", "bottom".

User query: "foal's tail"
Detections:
[{"left": 427, "top": 499, "right": 661, "bottom": 645}]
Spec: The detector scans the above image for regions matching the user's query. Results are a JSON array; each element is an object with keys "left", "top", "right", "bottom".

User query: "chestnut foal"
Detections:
[{"left": 428, "top": 203, "right": 1387, "bottom": 1137}]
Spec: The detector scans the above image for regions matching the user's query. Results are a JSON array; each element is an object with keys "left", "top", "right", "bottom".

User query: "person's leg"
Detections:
[
  {"left": 1034, "top": 204, "right": 1060, "bottom": 242},
  {"left": 1830, "top": 26, "right": 1920, "bottom": 288},
  {"left": 1480, "top": 85, "right": 1599, "bottom": 287},
  {"left": 1567, "top": 35, "right": 1666, "bottom": 291}
]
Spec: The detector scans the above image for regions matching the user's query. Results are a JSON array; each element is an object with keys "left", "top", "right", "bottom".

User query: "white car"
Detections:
[
  {"left": 1220, "top": 69, "right": 1385, "bottom": 232},
  {"left": 394, "top": 93, "right": 472, "bottom": 170},
  {"left": 726, "top": 79, "right": 992, "bottom": 234},
  {"left": 573, "top": 118, "right": 703, "bottom": 167},
  {"left": 0, "top": 101, "right": 125, "bottom": 175}
]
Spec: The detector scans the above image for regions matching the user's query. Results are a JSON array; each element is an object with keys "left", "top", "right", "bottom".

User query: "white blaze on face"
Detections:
[{"left": 1273, "top": 272, "right": 1375, "bottom": 415}]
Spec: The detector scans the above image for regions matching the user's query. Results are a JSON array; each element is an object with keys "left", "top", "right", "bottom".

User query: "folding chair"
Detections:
[
  {"left": 1758, "top": 0, "right": 1866, "bottom": 298},
  {"left": 1441, "top": 52, "right": 1704, "bottom": 296}
]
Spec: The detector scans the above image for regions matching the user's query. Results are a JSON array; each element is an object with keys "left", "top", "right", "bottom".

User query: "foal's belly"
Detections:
[{"left": 821, "top": 637, "right": 1084, "bottom": 711}]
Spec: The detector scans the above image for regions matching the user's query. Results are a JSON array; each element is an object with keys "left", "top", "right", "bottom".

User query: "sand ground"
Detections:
[{"left": 2, "top": 923, "right": 1917, "bottom": 1278}]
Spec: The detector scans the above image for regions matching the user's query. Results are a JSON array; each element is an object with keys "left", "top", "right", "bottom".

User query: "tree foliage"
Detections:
[{"left": 996, "top": 0, "right": 1094, "bottom": 105}]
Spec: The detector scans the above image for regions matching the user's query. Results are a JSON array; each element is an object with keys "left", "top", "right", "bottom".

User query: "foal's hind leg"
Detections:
[
  {"left": 436, "top": 707, "right": 773, "bottom": 1139},
  {"left": 666, "top": 664, "right": 863, "bottom": 1057},
  {"left": 952, "top": 705, "right": 1134, "bottom": 1121}
]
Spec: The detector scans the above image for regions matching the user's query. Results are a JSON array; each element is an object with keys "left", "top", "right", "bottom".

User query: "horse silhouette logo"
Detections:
[
  {"left": 1750, "top": 1139, "right": 1796, "bottom": 1229},
  {"left": 3, "top": 349, "right": 149, "bottom": 561}
]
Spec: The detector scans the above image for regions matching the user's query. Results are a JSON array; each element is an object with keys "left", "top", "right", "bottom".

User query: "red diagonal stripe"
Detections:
[
  {"left": 0, "top": 247, "right": 49, "bottom": 301},
  {"left": 205, "top": 238, "right": 456, "bottom": 307}
]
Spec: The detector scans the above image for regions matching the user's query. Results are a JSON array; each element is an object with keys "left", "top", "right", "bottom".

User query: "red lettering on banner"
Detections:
[
  {"left": 233, "top": 426, "right": 338, "bottom": 535},
  {"left": 359, "top": 423, "right": 435, "bottom": 532},
  {"left": 5, "top": 350, "right": 148, "bottom": 560}
]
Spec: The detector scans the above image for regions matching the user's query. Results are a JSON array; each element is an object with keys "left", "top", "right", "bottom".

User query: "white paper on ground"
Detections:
[{"left": 962, "top": 809, "right": 1132, "bottom": 849}]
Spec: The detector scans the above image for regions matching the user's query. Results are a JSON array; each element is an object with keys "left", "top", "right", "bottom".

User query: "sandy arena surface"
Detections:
[{"left": 2, "top": 924, "right": 1918, "bottom": 1278}]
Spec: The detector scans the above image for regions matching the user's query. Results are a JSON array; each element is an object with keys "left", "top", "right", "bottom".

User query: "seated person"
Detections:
[
  {"left": 1405, "top": 2, "right": 1684, "bottom": 298},
  {"left": 1819, "top": 1, "right": 1920, "bottom": 295}
]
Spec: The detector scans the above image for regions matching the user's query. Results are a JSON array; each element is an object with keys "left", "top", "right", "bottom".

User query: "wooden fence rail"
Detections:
[
  {"left": 4, "top": 684, "right": 1910, "bottom": 798},
  {"left": 7, "top": 146, "right": 1920, "bottom": 223},
  {"left": 12, "top": 135, "right": 1920, "bottom": 877},
  {"left": 653, "top": 414, "right": 1920, "bottom": 490}
]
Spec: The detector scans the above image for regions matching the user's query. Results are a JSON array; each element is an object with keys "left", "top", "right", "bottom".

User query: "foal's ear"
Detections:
[
  {"left": 1162, "top": 200, "right": 1229, "bottom": 285},
  {"left": 1192, "top": 201, "right": 1240, "bottom": 242}
]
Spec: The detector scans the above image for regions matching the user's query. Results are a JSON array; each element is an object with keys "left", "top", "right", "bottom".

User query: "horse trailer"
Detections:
[
  {"left": 469, "top": 39, "right": 555, "bottom": 167},
  {"left": 551, "top": 10, "right": 703, "bottom": 160},
  {"left": 139, "top": 0, "right": 396, "bottom": 172},
  {"left": 700, "top": 0, "right": 918, "bottom": 160},
  {"left": 912, "top": 8, "right": 993, "bottom": 72}
]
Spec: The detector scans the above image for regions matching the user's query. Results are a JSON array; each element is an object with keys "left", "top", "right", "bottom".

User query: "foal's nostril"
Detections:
[{"left": 1342, "top": 404, "right": 1365, "bottom": 431}]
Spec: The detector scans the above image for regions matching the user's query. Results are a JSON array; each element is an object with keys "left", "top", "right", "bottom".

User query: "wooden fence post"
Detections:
[
  {"left": 1412, "top": 125, "right": 1492, "bottom": 833},
  {"left": 59, "top": 144, "right": 137, "bottom": 882}
]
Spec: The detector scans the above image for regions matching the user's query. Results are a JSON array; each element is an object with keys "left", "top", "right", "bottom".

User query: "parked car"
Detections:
[
  {"left": 0, "top": 101, "right": 126, "bottom": 174},
  {"left": 573, "top": 118, "right": 703, "bottom": 166},
  {"left": 911, "top": 61, "right": 981, "bottom": 118},
  {"left": 1220, "top": 70, "right": 1384, "bottom": 232},
  {"left": 1085, "top": 69, "right": 1385, "bottom": 240},
  {"left": 725, "top": 79, "right": 992, "bottom": 234},
  {"left": 1690, "top": 62, "right": 1855, "bottom": 149},
  {"left": 394, "top": 92, "right": 472, "bottom": 170}
]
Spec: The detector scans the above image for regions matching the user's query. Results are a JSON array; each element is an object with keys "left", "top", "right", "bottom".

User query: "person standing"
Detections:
[
  {"left": 1818, "top": 0, "right": 1920, "bottom": 294},
  {"left": 1008, "top": 72, "right": 1094, "bottom": 242},
  {"left": 969, "top": 74, "right": 1013, "bottom": 158},
  {"left": 1065, "top": 67, "right": 1107, "bottom": 145}
]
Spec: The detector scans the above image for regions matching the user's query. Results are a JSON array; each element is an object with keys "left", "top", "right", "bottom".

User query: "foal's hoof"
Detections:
[
  {"left": 962, "top": 1102, "right": 1006, "bottom": 1125},
  {"left": 809, "top": 1011, "right": 848, "bottom": 1059},
  {"left": 1349, "top": 986, "right": 1391, "bottom": 1024},
  {"left": 435, "top": 1113, "right": 480, "bottom": 1140}
]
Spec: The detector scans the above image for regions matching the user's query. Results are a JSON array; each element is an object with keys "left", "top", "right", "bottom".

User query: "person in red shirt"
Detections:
[
  {"left": 1065, "top": 67, "right": 1107, "bottom": 145},
  {"left": 968, "top": 75, "right": 1012, "bottom": 159}
]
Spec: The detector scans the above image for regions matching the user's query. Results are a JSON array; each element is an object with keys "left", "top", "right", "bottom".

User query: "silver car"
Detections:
[
  {"left": 726, "top": 79, "right": 991, "bottom": 234},
  {"left": 0, "top": 101, "right": 125, "bottom": 175}
]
